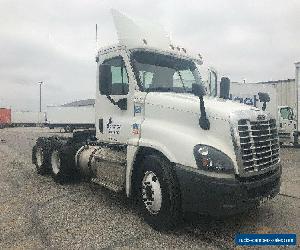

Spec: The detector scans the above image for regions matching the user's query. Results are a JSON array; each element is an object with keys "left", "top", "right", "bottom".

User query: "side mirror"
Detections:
[
  {"left": 258, "top": 92, "right": 270, "bottom": 103},
  {"left": 220, "top": 77, "right": 230, "bottom": 99},
  {"left": 99, "top": 64, "right": 112, "bottom": 95},
  {"left": 117, "top": 98, "right": 127, "bottom": 110},
  {"left": 192, "top": 84, "right": 205, "bottom": 97}
]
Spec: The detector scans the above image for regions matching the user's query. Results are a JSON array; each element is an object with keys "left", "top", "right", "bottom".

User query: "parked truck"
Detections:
[
  {"left": 47, "top": 99, "right": 95, "bottom": 132},
  {"left": 32, "top": 10, "right": 281, "bottom": 230}
]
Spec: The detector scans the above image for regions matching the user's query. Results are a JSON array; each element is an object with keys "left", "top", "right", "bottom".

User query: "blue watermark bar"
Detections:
[{"left": 235, "top": 234, "right": 296, "bottom": 246}]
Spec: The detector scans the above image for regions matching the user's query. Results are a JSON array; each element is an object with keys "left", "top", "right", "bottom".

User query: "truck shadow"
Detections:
[
  {"left": 53, "top": 180, "right": 279, "bottom": 249},
  {"left": 87, "top": 181, "right": 265, "bottom": 232}
]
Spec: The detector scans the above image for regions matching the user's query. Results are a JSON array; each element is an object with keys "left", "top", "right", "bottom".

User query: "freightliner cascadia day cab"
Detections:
[{"left": 32, "top": 10, "right": 282, "bottom": 230}]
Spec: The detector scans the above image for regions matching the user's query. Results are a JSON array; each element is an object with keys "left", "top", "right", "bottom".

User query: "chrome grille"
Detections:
[{"left": 238, "top": 119, "right": 280, "bottom": 172}]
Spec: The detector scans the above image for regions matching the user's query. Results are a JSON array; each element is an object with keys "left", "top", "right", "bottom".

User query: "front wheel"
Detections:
[{"left": 137, "top": 154, "right": 181, "bottom": 230}]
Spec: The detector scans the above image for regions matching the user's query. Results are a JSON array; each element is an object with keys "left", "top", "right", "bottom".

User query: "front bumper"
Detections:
[{"left": 174, "top": 163, "right": 281, "bottom": 216}]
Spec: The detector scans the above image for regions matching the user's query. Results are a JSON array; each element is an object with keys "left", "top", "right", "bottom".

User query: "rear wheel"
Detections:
[
  {"left": 50, "top": 139, "right": 68, "bottom": 183},
  {"left": 51, "top": 149, "right": 61, "bottom": 176},
  {"left": 137, "top": 153, "right": 181, "bottom": 230},
  {"left": 32, "top": 137, "right": 51, "bottom": 175},
  {"left": 49, "top": 138, "right": 80, "bottom": 183}
]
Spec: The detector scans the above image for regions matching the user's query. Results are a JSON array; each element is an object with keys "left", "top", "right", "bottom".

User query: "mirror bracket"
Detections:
[
  {"left": 117, "top": 98, "right": 127, "bottom": 110},
  {"left": 106, "top": 95, "right": 127, "bottom": 110}
]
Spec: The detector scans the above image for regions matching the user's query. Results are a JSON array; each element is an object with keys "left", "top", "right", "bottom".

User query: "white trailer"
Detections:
[
  {"left": 228, "top": 79, "right": 299, "bottom": 145},
  {"left": 47, "top": 104, "right": 95, "bottom": 132},
  {"left": 32, "top": 10, "right": 281, "bottom": 230},
  {"left": 202, "top": 64, "right": 300, "bottom": 146},
  {"left": 11, "top": 111, "right": 46, "bottom": 126}
]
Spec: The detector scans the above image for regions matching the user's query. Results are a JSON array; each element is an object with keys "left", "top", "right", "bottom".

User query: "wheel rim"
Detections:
[
  {"left": 142, "top": 171, "right": 162, "bottom": 215},
  {"left": 36, "top": 147, "right": 43, "bottom": 167},
  {"left": 51, "top": 150, "right": 61, "bottom": 175}
]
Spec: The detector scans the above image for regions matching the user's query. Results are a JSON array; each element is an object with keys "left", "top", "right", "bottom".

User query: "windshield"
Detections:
[{"left": 131, "top": 51, "right": 203, "bottom": 93}]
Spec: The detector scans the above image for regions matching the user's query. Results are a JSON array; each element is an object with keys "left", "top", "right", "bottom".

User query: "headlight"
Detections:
[{"left": 193, "top": 144, "right": 234, "bottom": 174}]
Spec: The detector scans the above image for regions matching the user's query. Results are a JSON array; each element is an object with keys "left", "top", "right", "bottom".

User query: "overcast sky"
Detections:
[{"left": 0, "top": 0, "right": 299, "bottom": 111}]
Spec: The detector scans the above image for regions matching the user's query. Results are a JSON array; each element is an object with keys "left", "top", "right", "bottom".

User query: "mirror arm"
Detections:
[
  {"left": 106, "top": 95, "right": 127, "bottom": 110},
  {"left": 199, "top": 96, "right": 210, "bottom": 130},
  {"left": 117, "top": 98, "right": 127, "bottom": 110},
  {"left": 106, "top": 95, "right": 117, "bottom": 105}
]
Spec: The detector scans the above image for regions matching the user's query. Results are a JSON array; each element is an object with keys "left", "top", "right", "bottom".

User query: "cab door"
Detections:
[{"left": 95, "top": 50, "right": 141, "bottom": 145}]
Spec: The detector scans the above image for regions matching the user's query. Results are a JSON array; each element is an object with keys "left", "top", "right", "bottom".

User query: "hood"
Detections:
[{"left": 145, "top": 92, "right": 260, "bottom": 121}]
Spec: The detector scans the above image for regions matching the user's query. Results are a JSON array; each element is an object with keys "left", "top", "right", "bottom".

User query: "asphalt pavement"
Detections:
[{"left": 0, "top": 127, "right": 299, "bottom": 249}]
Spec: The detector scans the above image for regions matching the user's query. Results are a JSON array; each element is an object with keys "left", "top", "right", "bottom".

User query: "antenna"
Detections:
[{"left": 95, "top": 24, "right": 98, "bottom": 51}]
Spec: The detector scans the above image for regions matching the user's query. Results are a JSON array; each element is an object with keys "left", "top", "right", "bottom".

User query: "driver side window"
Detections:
[{"left": 99, "top": 57, "right": 129, "bottom": 95}]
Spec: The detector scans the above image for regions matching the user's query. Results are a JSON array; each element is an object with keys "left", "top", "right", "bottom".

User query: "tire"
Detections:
[
  {"left": 32, "top": 137, "right": 52, "bottom": 175},
  {"left": 50, "top": 138, "right": 68, "bottom": 183},
  {"left": 137, "top": 153, "right": 181, "bottom": 230},
  {"left": 49, "top": 138, "right": 80, "bottom": 183}
]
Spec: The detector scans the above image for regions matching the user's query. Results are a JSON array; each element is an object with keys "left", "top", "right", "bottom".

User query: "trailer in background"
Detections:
[
  {"left": 0, "top": 108, "right": 11, "bottom": 128},
  {"left": 228, "top": 79, "right": 299, "bottom": 145},
  {"left": 46, "top": 99, "right": 95, "bottom": 132},
  {"left": 11, "top": 111, "right": 46, "bottom": 127},
  {"left": 202, "top": 62, "right": 300, "bottom": 146}
]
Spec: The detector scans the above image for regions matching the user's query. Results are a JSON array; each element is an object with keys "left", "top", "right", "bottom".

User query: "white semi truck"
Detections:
[{"left": 32, "top": 10, "right": 281, "bottom": 230}]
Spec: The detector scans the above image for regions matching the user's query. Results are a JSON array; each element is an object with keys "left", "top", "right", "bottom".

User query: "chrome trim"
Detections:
[{"left": 230, "top": 110, "right": 280, "bottom": 178}]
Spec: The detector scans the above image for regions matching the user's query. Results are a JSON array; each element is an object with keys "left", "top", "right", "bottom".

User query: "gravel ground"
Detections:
[{"left": 0, "top": 127, "right": 299, "bottom": 249}]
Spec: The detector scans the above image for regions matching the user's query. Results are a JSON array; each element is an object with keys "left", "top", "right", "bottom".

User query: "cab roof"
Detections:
[{"left": 97, "top": 10, "right": 203, "bottom": 65}]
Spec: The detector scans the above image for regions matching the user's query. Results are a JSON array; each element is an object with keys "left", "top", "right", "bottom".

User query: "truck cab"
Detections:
[
  {"left": 278, "top": 106, "right": 298, "bottom": 144},
  {"left": 32, "top": 10, "right": 282, "bottom": 230}
]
